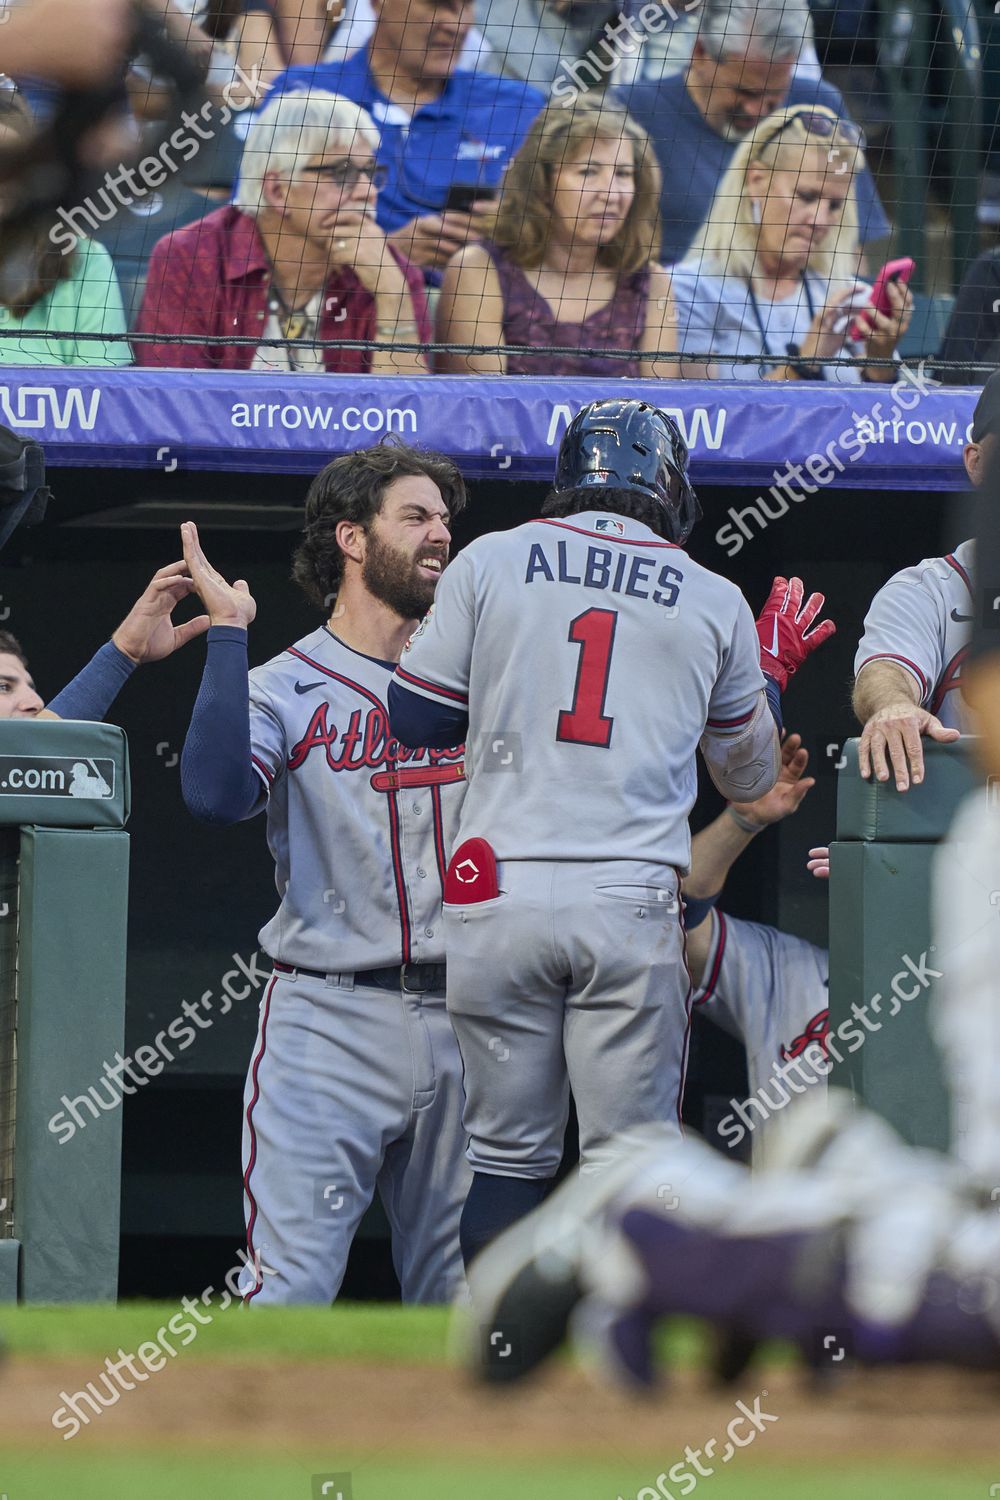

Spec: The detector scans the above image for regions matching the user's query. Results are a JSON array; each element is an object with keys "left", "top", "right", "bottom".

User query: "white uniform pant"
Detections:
[
  {"left": 444, "top": 859, "right": 691, "bottom": 1179},
  {"left": 240, "top": 968, "right": 470, "bottom": 1304}
]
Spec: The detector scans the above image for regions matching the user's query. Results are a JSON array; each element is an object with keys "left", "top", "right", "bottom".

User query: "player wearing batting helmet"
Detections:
[{"left": 388, "top": 397, "right": 835, "bottom": 1299}]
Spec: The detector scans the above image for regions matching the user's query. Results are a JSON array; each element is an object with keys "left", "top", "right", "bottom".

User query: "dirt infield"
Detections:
[{"left": 7, "top": 1354, "right": 999, "bottom": 1462}]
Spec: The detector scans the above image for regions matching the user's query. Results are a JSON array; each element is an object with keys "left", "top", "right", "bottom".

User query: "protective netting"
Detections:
[{"left": 0, "top": 0, "right": 998, "bottom": 381}]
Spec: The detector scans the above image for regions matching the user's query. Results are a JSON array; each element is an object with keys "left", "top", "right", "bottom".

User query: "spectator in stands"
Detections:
[
  {"left": 171, "top": 1, "right": 342, "bottom": 124},
  {"left": 616, "top": 0, "right": 889, "bottom": 269},
  {"left": 475, "top": 0, "right": 631, "bottom": 93},
  {"left": 259, "top": 0, "right": 546, "bottom": 272},
  {"left": 135, "top": 90, "right": 429, "bottom": 373},
  {"left": 936, "top": 248, "right": 1000, "bottom": 385},
  {"left": 435, "top": 98, "right": 675, "bottom": 376},
  {"left": 0, "top": 96, "right": 130, "bottom": 365},
  {"left": 671, "top": 105, "right": 910, "bottom": 383},
  {"left": 611, "top": 0, "right": 822, "bottom": 92}
]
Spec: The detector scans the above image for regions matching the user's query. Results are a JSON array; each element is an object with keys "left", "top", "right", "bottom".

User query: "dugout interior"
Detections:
[{"left": 1, "top": 464, "right": 972, "bottom": 1299}]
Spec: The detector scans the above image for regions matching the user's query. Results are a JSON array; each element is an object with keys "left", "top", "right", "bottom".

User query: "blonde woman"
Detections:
[
  {"left": 673, "top": 104, "right": 911, "bottom": 383},
  {"left": 435, "top": 98, "right": 676, "bottom": 377}
]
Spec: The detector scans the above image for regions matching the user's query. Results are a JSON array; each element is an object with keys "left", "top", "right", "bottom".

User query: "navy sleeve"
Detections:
[
  {"left": 181, "top": 626, "right": 263, "bottom": 826},
  {"left": 387, "top": 679, "right": 468, "bottom": 750},
  {"left": 682, "top": 891, "right": 720, "bottom": 932},
  {"left": 46, "top": 640, "right": 137, "bottom": 721},
  {"left": 763, "top": 674, "right": 783, "bottom": 732}
]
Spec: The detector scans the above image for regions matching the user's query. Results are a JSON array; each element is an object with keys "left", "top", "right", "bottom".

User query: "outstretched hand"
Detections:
[
  {"left": 111, "top": 561, "right": 210, "bottom": 665},
  {"left": 729, "top": 731, "right": 815, "bottom": 829},
  {"left": 756, "top": 576, "right": 836, "bottom": 692},
  {"left": 181, "top": 521, "right": 257, "bottom": 629}
]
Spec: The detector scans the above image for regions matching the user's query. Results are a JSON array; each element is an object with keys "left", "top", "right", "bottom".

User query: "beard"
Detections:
[{"left": 362, "top": 527, "right": 440, "bottom": 620}]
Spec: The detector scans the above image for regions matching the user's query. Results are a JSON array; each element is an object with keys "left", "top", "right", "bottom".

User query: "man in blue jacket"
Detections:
[
  {"left": 617, "top": 0, "right": 889, "bottom": 267},
  {"left": 261, "top": 0, "right": 545, "bottom": 274}
]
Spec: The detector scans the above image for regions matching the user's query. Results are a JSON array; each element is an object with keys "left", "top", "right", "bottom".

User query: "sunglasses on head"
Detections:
[{"left": 756, "top": 110, "right": 865, "bottom": 157}]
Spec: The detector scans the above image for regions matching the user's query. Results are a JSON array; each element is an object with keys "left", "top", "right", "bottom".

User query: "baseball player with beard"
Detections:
[
  {"left": 852, "top": 370, "right": 1000, "bottom": 791},
  {"left": 179, "top": 440, "right": 471, "bottom": 1305},
  {"left": 388, "top": 398, "right": 835, "bottom": 1266}
]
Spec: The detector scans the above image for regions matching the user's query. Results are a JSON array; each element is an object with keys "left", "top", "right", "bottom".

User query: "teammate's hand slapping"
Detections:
[
  {"left": 756, "top": 576, "right": 836, "bottom": 691},
  {"left": 729, "top": 731, "right": 815, "bottom": 830},
  {"left": 111, "top": 560, "right": 210, "bottom": 665},
  {"left": 181, "top": 522, "right": 257, "bottom": 629}
]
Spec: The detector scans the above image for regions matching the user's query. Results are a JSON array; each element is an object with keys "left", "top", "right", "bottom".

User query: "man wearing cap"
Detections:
[
  {"left": 851, "top": 372, "right": 999, "bottom": 792},
  {"left": 386, "top": 399, "right": 834, "bottom": 1270}
]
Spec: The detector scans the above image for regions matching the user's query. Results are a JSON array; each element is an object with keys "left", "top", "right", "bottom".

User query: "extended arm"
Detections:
[
  {"left": 45, "top": 560, "right": 209, "bottom": 720},
  {"left": 179, "top": 523, "right": 262, "bottom": 825},
  {"left": 853, "top": 658, "right": 959, "bottom": 790}
]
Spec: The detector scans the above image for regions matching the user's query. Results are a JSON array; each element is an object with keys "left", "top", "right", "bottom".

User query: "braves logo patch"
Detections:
[
  {"left": 780, "top": 1008, "right": 829, "bottom": 1061},
  {"left": 594, "top": 517, "right": 625, "bottom": 535}
]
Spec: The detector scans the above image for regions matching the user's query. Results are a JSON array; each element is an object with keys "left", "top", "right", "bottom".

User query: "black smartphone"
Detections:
[{"left": 443, "top": 184, "right": 497, "bottom": 213}]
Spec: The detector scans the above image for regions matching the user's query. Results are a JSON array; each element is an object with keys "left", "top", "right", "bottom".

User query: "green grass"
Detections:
[
  {"left": 0, "top": 1302, "right": 453, "bottom": 1362},
  {"left": 0, "top": 1303, "right": 722, "bottom": 1366},
  {"left": 0, "top": 1450, "right": 993, "bottom": 1500}
]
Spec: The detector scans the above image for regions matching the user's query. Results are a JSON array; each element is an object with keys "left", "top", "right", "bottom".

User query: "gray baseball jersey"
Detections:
[
  {"left": 854, "top": 539, "right": 974, "bottom": 731},
  {"left": 249, "top": 624, "right": 465, "bottom": 970},
  {"left": 395, "top": 511, "right": 767, "bottom": 872},
  {"left": 694, "top": 910, "right": 829, "bottom": 1160},
  {"left": 239, "top": 624, "right": 470, "bottom": 1304}
]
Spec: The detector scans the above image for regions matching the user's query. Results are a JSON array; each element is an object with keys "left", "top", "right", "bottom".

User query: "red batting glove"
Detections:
[{"left": 756, "top": 576, "right": 836, "bottom": 692}]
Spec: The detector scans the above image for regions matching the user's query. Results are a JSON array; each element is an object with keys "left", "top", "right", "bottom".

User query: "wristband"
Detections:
[{"left": 727, "top": 805, "right": 763, "bottom": 836}]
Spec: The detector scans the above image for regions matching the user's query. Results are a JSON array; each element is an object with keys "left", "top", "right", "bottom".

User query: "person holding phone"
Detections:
[
  {"left": 257, "top": 0, "right": 545, "bottom": 274},
  {"left": 671, "top": 104, "right": 911, "bottom": 383},
  {"left": 435, "top": 98, "right": 677, "bottom": 377}
]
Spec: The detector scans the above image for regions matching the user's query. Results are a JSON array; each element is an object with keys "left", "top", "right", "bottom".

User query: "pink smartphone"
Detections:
[{"left": 849, "top": 257, "right": 915, "bottom": 340}]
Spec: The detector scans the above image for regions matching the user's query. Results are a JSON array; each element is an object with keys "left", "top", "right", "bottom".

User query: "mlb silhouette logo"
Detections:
[{"left": 594, "top": 517, "right": 625, "bottom": 535}]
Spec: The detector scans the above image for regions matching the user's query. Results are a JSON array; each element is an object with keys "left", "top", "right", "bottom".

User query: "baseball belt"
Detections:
[{"left": 271, "top": 959, "right": 446, "bottom": 993}]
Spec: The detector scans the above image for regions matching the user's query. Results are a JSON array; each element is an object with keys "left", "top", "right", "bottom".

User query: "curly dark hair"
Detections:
[
  {"left": 292, "top": 439, "right": 468, "bottom": 610},
  {"left": 540, "top": 485, "right": 670, "bottom": 539}
]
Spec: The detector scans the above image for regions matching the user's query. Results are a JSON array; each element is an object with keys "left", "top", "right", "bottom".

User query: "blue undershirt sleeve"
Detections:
[
  {"left": 46, "top": 640, "right": 137, "bottom": 721},
  {"left": 387, "top": 679, "right": 468, "bottom": 749},
  {"left": 181, "top": 626, "right": 262, "bottom": 826}
]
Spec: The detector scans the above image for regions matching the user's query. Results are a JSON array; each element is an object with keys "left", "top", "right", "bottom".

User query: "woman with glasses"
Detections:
[
  {"left": 434, "top": 98, "right": 676, "bottom": 377},
  {"left": 136, "top": 90, "right": 429, "bottom": 373},
  {"left": 672, "top": 104, "right": 911, "bottom": 383}
]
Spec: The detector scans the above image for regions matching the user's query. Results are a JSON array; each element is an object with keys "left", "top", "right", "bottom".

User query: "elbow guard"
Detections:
[{"left": 700, "top": 692, "right": 780, "bottom": 803}]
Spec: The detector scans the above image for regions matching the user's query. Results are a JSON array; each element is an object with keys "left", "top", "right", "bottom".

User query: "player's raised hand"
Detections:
[
  {"left": 756, "top": 576, "right": 836, "bottom": 692},
  {"left": 181, "top": 522, "right": 257, "bottom": 630},
  {"left": 111, "top": 561, "right": 210, "bottom": 665},
  {"left": 729, "top": 731, "right": 815, "bottom": 829},
  {"left": 858, "top": 701, "right": 959, "bottom": 791}
]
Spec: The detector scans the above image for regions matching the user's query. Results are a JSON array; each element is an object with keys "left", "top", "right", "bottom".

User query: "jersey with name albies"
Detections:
[{"left": 395, "top": 510, "right": 767, "bottom": 870}]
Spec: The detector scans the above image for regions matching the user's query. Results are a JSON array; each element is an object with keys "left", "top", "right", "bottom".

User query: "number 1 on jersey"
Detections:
[{"left": 557, "top": 608, "right": 617, "bottom": 748}]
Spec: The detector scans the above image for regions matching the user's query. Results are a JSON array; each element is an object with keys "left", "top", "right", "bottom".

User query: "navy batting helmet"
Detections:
[{"left": 552, "top": 399, "right": 701, "bottom": 545}]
